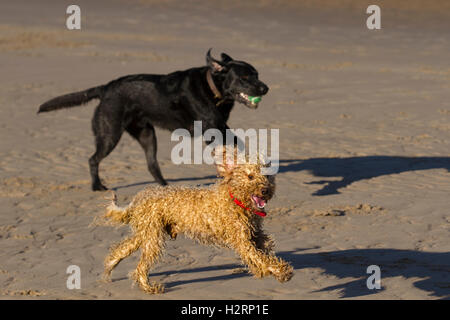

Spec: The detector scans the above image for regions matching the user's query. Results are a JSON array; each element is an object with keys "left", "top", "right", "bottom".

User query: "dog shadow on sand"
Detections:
[
  {"left": 278, "top": 156, "right": 450, "bottom": 196},
  {"left": 151, "top": 248, "right": 449, "bottom": 299}
]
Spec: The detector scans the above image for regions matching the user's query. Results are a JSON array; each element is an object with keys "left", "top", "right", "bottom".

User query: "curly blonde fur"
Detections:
[{"left": 99, "top": 146, "right": 293, "bottom": 294}]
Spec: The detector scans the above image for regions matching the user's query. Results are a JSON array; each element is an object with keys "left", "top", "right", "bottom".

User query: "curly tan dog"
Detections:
[{"left": 99, "top": 147, "right": 293, "bottom": 294}]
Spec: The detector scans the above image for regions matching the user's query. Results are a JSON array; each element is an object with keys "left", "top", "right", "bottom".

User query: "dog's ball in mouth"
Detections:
[
  {"left": 248, "top": 95, "right": 262, "bottom": 104},
  {"left": 239, "top": 93, "right": 262, "bottom": 109}
]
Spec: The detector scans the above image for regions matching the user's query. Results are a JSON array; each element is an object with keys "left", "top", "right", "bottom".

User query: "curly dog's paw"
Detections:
[
  {"left": 270, "top": 262, "right": 294, "bottom": 283},
  {"left": 101, "top": 272, "right": 113, "bottom": 283},
  {"left": 141, "top": 282, "right": 165, "bottom": 294}
]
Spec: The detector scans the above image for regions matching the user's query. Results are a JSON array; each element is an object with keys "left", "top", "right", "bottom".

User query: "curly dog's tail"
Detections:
[
  {"left": 103, "top": 192, "right": 131, "bottom": 225},
  {"left": 37, "top": 85, "right": 104, "bottom": 113}
]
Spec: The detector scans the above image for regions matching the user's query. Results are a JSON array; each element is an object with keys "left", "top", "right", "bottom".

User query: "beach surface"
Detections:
[{"left": 0, "top": 0, "right": 449, "bottom": 299}]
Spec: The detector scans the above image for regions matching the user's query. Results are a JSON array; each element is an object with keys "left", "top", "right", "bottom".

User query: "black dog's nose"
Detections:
[
  {"left": 259, "top": 84, "right": 269, "bottom": 95},
  {"left": 261, "top": 187, "right": 269, "bottom": 196}
]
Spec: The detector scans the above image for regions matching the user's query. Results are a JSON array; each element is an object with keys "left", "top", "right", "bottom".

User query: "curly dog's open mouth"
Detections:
[{"left": 251, "top": 194, "right": 267, "bottom": 210}]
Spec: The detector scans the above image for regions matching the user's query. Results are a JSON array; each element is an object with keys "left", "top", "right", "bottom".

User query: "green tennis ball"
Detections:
[{"left": 248, "top": 96, "right": 262, "bottom": 104}]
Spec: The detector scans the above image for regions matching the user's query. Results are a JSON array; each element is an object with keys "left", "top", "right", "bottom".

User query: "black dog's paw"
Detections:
[
  {"left": 92, "top": 183, "right": 108, "bottom": 191},
  {"left": 157, "top": 179, "right": 168, "bottom": 186}
]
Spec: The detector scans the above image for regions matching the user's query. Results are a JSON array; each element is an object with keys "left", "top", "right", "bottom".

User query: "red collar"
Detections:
[{"left": 229, "top": 189, "right": 266, "bottom": 217}]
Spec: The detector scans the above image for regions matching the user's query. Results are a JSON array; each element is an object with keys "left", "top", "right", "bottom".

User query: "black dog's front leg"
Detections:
[
  {"left": 203, "top": 123, "right": 243, "bottom": 147},
  {"left": 223, "top": 124, "right": 244, "bottom": 147}
]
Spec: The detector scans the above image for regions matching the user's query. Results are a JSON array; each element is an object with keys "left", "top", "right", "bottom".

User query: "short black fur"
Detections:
[{"left": 38, "top": 49, "right": 269, "bottom": 191}]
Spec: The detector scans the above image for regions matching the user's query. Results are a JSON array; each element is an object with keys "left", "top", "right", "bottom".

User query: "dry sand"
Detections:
[{"left": 0, "top": 0, "right": 449, "bottom": 299}]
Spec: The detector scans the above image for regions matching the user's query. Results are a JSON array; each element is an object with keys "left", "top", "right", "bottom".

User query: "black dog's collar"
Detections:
[{"left": 206, "top": 69, "right": 226, "bottom": 106}]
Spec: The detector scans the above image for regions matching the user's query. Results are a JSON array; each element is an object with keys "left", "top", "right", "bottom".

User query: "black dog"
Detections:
[{"left": 38, "top": 49, "right": 269, "bottom": 191}]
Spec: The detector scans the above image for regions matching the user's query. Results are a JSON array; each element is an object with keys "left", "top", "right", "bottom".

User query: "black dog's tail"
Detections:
[{"left": 37, "top": 85, "right": 104, "bottom": 113}]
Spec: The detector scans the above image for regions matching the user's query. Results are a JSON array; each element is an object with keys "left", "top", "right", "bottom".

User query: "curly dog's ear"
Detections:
[{"left": 213, "top": 145, "right": 238, "bottom": 177}]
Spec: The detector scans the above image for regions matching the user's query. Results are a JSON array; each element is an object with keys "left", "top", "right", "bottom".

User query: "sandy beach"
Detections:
[{"left": 0, "top": 0, "right": 449, "bottom": 299}]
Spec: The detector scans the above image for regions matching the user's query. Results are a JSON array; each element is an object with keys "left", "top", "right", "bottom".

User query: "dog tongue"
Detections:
[{"left": 252, "top": 195, "right": 266, "bottom": 208}]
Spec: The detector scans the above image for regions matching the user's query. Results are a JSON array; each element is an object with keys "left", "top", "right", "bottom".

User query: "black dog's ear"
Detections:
[
  {"left": 221, "top": 53, "right": 233, "bottom": 63},
  {"left": 206, "top": 48, "right": 227, "bottom": 73}
]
